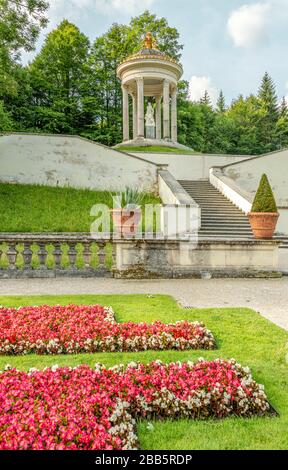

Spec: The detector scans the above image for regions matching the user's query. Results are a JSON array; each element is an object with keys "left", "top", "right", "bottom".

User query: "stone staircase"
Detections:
[{"left": 178, "top": 180, "right": 253, "bottom": 240}]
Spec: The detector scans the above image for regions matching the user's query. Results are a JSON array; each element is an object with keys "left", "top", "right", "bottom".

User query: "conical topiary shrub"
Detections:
[
  {"left": 251, "top": 174, "right": 278, "bottom": 213},
  {"left": 248, "top": 174, "right": 279, "bottom": 239}
]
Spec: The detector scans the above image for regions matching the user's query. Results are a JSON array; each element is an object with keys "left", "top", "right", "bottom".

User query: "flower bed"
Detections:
[
  {"left": 0, "top": 305, "right": 215, "bottom": 354},
  {"left": 0, "top": 359, "right": 271, "bottom": 450}
]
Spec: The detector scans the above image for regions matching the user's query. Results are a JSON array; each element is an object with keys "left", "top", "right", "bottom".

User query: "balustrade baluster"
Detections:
[
  {"left": 53, "top": 243, "right": 63, "bottom": 269},
  {"left": 97, "top": 242, "right": 106, "bottom": 270},
  {"left": 7, "top": 244, "right": 18, "bottom": 270},
  {"left": 83, "top": 242, "right": 91, "bottom": 269},
  {"left": 23, "top": 243, "right": 33, "bottom": 269},
  {"left": 68, "top": 243, "right": 77, "bottom": 269},
  {"left": 38, "top": 243, "right": 48, "bottom": 270}
]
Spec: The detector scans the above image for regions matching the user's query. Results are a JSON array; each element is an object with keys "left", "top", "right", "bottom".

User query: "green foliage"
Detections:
[
  {"left": 251, "top": 174, "right": 278, "bottom": 213},
  {"left": 0, "top": 294, "right": 287, "bottom": 449},
  {"left": 0, "top": 100, "right": 13, "bottom": 130},
  {"left": 112, "top": 187, "right": 146, "bottom": 208},
  {"left": 0, "top": 0, "right": 48, "bottom": 95}
]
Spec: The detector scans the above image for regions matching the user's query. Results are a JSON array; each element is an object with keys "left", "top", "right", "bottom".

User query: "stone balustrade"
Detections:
[
  {"left": 0, "top": 234, "right": 115, "bottom": 278},
  {"left": 0, "top": 234, "right": 282, "bottom": 279}
]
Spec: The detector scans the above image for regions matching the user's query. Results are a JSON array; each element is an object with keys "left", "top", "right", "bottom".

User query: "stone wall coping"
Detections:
[
  {"left": 218, "top": 147, "right": 288, "bottom": 170},
  {"left": 211, "top": 167, "right": 253, "bottom": 203},
  {"left": 0, "top": 233, "right": 281, "bottom": 246},
  {"left": 130, "top": 151, "right": 252, "bottom": 158},
  {"left": 158, "top": 170, "right": 199, "bottom": 207}
]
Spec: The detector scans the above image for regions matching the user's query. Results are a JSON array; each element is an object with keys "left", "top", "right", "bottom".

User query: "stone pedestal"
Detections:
[{"left": 146, "top": 125, "right": 156, "bottom": 139}]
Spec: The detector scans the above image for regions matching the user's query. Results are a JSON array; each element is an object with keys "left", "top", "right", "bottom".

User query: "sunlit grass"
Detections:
[{"left": 0, "top": 183, "right": 160, "bottom": 233}]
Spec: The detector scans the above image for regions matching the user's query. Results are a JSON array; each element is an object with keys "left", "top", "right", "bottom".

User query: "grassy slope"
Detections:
[
  {"left": 0, "top": 184, "right": 160, "bottom": 232},
  {"left": 119, "top": 146, "right": 197, "bottom": 154},
  {"left": 0, "top": 294, "right": 287, "bottom": 450}
]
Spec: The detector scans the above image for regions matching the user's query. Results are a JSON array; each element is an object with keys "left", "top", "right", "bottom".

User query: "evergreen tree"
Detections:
[
  {"left": 279, "top": 96, "right": 288, "bottom": 117},
  {"left": 200, "top": 90, "right": 212, "bottom": 107},
  {"left": 258, "top": 72, "right": 278, "bottom": 117},
  {"left": 216, "top": 90, "right": 226, "bottom": 113},
  {"left": 257, "top": 72, "right": 279, "bottom": 152}
]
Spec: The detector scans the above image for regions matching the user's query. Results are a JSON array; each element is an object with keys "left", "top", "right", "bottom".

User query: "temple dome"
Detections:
[{"left": 119, "top": 32, "right": 181, "bottom": 67}]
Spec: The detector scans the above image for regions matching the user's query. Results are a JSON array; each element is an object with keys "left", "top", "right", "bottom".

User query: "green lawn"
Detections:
[
  {"left": 0, "top": 294, "right": 287, "bottom": 450},
  {"left": 119, "top": 145, "right": 197, "bottom": 154},
  {"left": 0, "top": 184, "right": 160, "bottom": 232}
]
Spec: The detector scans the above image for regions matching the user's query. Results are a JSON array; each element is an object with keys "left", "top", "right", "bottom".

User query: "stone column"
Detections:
[
  {"left": 122, "top": 85, "right": 129, "bottom": 141},
  {"left": 171, "top": 88, "right": 178, "bottom": 142},
  {"left": 163, "top": 79, "right": 170, "bottom": 140},
  {"left": 132, "top": 92, "right": 138, "bottom": 140},
  {"left": 156, "top": 96, "right": 162, "bottom": 140},
  {"left": 136, "top": 78, "right": 144, "bottom": 138}
]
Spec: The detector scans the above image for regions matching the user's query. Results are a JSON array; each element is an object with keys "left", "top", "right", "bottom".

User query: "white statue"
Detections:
[{"left": 145, "top": 103, "right": 155, "bottom": 127}]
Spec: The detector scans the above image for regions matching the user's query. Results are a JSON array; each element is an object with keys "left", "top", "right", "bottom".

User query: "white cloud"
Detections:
[
  {"left": 188, "top": 76, "right": 219, "bottom": 106},
  {"left": 227, "top": 3, "right": 270, "bottom": 48},
  {"left": 46, "top": 0, "right": 155, "bottom": 26},
  {"left": 94, "top": 0, "right": 154, "bottom": 14}
]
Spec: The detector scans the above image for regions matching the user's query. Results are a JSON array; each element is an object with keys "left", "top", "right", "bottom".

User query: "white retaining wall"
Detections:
[
  {"left": 219, "top": 149, "right": 288, "bottom": 235},
  {"left": 130, "top": 152, "right": 251, "bottom": 180},
  {"left": 0, "top": 134, "right": 159, "bottom": 192},
  {"left": 221, "top": 149, "right": 288, "bottom": 207}
]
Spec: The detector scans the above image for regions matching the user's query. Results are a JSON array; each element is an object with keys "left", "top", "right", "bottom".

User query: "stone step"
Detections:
[
  {"left": 178, "top": 179, "right": 254, "bottom": 240},
  {"left": 200, "top": 229, "right": 252, "bottom": 234},
  {"left": 201, "top": 211, "right": 247, "bottom": 216},
  {"left": 201, "top": 216, "right": 250, "bottom": 226},
  {"left": 200, "top": 225, "right": 251, "bottom": 230},
  {"left": 201, "top": 218, "right": 250, "bottom": 223},
  {"left": 197, "top": 204, "right": 242, "bottom": 208}
]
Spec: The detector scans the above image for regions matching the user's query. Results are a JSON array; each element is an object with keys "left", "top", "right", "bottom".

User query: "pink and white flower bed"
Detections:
[
  {"left": 0, "top": 305, "right": 216, "bottom": 354},
  {"left": 0, "top": 359, "right": 271, "bottom": 450}
]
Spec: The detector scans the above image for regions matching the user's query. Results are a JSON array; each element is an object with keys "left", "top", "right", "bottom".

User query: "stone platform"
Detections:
[{"left": 115, "top": 138, "right": 193, "bottom": 151}]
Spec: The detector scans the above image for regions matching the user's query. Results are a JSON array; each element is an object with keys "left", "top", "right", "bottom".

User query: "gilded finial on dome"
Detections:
[{"left": 143, "top": 32, "right": 157, "bottom": 50}]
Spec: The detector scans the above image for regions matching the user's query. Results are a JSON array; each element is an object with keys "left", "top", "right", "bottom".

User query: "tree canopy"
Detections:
[{"left": 0, "top": 0, "right": 48, "bottom": 97}]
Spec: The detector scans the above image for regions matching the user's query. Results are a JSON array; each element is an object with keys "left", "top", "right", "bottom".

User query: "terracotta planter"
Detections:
[
  {"left": 110, "top": 208, "right": 142, "bottom": 237},
  {"left": 248, "top": 212, "right": 279, "bottom": 239}
]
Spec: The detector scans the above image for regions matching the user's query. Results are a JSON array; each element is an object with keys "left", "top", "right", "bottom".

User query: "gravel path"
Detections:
[{"left": 0, "top": 277, "right": 287, "bottom": 331}]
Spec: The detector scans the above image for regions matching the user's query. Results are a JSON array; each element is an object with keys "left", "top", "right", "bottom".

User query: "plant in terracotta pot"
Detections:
[
  {"left": 110, "top": 188, "right": 144, "bottom": 238},
  {"left": 248, "top": 174, "right": 279, "bottom": 239}
]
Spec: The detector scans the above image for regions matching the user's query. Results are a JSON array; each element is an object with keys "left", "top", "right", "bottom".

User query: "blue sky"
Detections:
[{"left": 24, "top": 0, "right": 288, "bottom": 106}]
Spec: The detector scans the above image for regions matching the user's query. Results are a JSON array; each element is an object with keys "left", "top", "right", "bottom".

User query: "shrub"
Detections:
[{"left": 251, "top": 174, "right": 278, "bottom": 213}]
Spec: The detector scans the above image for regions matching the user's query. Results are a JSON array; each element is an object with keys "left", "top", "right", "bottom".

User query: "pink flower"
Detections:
[
  {"left": 0, "top": 305, "right": 216, "bottom": 354},
  {"left": 0, "top": 359, "right": 270, "bottom": 450}
]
